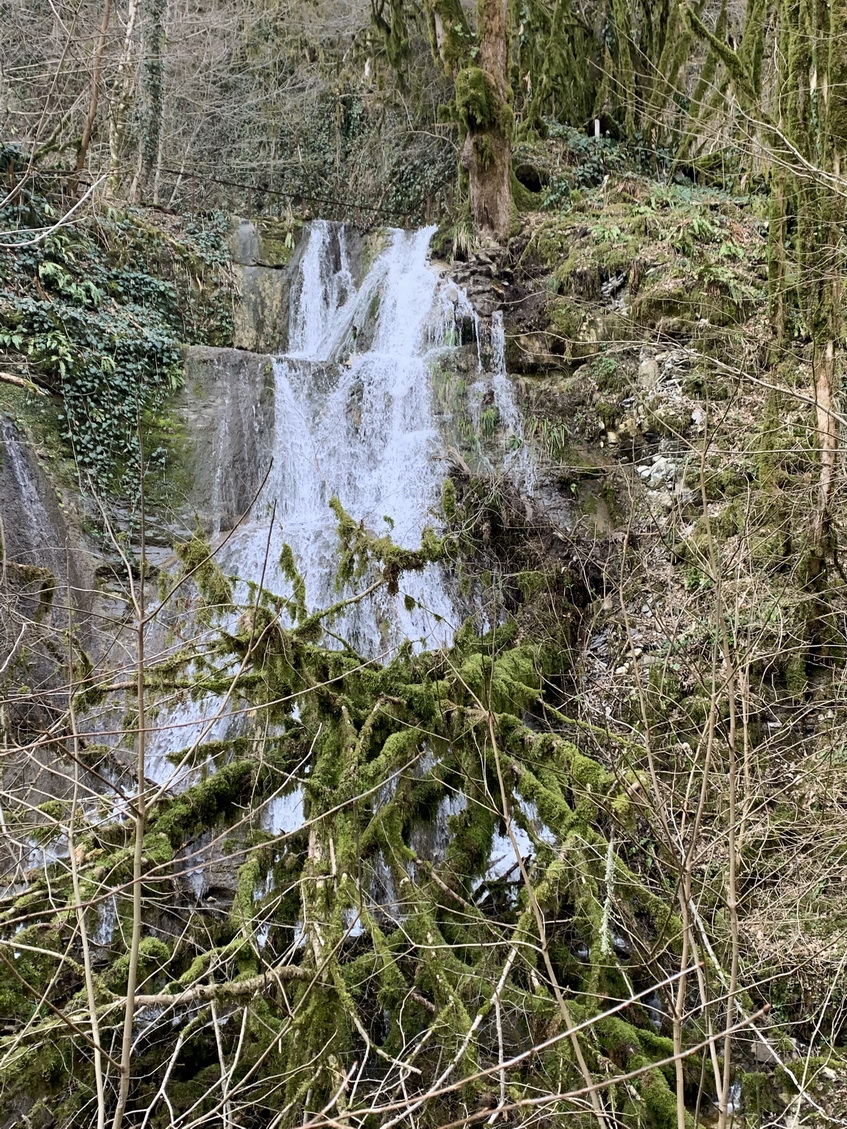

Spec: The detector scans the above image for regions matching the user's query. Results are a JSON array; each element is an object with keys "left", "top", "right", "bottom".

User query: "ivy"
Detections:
[{"left": 0, "top": 156, "right": 234, "bottom": 496}]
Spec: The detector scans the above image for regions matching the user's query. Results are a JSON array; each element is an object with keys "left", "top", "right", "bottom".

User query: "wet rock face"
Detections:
[
  {"left": 231, "top": 219, "right": 367, "bottom": 354},
  {"left": 233, "top": 265, "right": 292, "bottom": 353},
  {"left": 169, "top": 346, "right": 276, "bottom": 538},
  {"left": 447, "top": 249, "right": 508, "bottom": 317},
  {"left": 231, "top": 219, "right": 295, "bottom": 354},
  {"left": 0, "top": 417, "right": 78, "bottom": 585},
  {"left": 0, "top": 416, "right": 100, "bottom": 844},
  {"left": 0, "top": 416, "right": 92, "bottom": 685}
]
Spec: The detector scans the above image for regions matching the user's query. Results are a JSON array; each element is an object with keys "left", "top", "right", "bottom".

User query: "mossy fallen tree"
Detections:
[{"left": 0, "top": 482, "right": 765, "bottom": 1128}]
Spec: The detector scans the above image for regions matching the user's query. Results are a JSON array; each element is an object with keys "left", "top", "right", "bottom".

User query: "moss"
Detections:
[
  {"left": 749, "top": 527, "right": 789, "bottom": 570},
  {"left": 516, "top": 570, "right": 545, "bottom": 599},
  {"left": 686, "top": 462, "right": 752, "bottom": 500},
  {"left": 0, "top": 927, "right": 64, "bottom": 1018},
  {"left": 0, "top": 451, "right": 746, "bottom": 1118},
  {"left": 142, "top": 831, "right": 174, "bottom": 867},
  {"left": 588, "top": 354, "right": 625, "bottom": 393},
  {"left": 783, "top": 649, "right": 807, "bottom": 694},
  {"left": 642, "top": 665, "right": 682, "bottom": 726},
  {"left": 455, "top": 67, "right": 499, "bottom": 132},
  {"left": 524, "top": 220, "right": 571, "bottom": 269},
  {"left": 472, "top": 134, "right": 496, "bottom": 170},
  {"left": 549, "top": 298, "right": 584, "bottom": 342},
  {"left": 630, "top": 282, "right": 690, "bottom": 325},
  {"left": 255, "top": 217, "right": 302, "bottom": 265},
  {"left": 105, "top": 936, "right": 171, "bottom": 991},
  {"left": 34, "top": 798, "right": 65, "bottom": 830},
  {"left": 153, "top": 759, "right": 255, "bottom": 843},
  {"left": 741, "top": 1070, "right": 778, "bottom": 1116},
  {"left": 639, "top": 1064, "right": 689, "bottom": 1126},
  {"left": 447, "top": 800, "right": 497, "bottom": 881},
  {"left": 3, "top": 563, "right": 56, "bottom": 619},
  {"left": 423, "top": 0, "right": 470, "bottom": 73},
  {"left": 441, "top": 476, "right": 457, "bottom": 520},
  {"left": 279, "top": 542, "right": 307, "bottom": 622},
  {"left": 455, "top": 645, "right": 542, "bottom": 716},
  {"left": 510, "top": 168, "right": 541, "bottom": 211},
  {"left": 141, "top": 407, "right": 193, "bottom": 504}
]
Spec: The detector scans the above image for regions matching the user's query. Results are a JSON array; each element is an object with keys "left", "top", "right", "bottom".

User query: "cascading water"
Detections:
[
  {"left": 8, "top": 221, "right": 548, "bottom": 919},
  {"left": 221, "top": 221, "right": 475, "bottom": 656},
  {"left": 113, "top": 223, "right": 543, "bottom": 856},
  {"left": 490, "top": 310, "right": 536, "bottom": 492},
  {"left": 132, "top": 222, "right": 488, "bottom": 791}
]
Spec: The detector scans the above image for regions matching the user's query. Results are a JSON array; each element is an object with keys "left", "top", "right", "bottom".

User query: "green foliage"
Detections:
[
  {"left": 105, "top": 937, "right": 171, "bottom": 991},
  {"left": 479, "top": 404, "right": 499, "bottom": 436},
  {"left": 0, "top": 165, "right": 234, "bottom": 494},
  {"left": 0, "top": 481, "right": 746, "bottom": 1124},
  {"left": 539, "top": 125, "right": 631, "bottom": 205},
  {"left": 175, "top": 534, "right": 234, "bottom": 610},
  {"left": 329, "top": 495, "right": 445, "bottom": 596},
  {"left": 154, "top": 760, "right": 255, "bottom": 843}
]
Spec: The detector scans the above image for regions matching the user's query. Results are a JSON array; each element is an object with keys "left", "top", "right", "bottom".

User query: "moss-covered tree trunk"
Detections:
[
  {"left": 131, "top": 0, "right": 167, "bottom": 202},
  {"left": 810, "top": 0, "right": 846, "bottom": 554},
  {"left": 767, "top": 0, "right": 846, "bottom": 556},
  {"left": 456, "top": 0, "right": 512, "bottom": 243}
]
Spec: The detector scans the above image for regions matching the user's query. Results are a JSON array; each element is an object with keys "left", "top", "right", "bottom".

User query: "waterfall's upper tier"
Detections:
[{"left": 286, "top": 221, "right": 476, "bottom": 364}]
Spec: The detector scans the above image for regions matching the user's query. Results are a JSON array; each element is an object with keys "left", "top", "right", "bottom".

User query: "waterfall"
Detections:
[
  {"left": 111, "top": 222, "right": 538, "bottom": 797},
  {"left": 7, "top": 222, "right": 547, "bottom": 916},
  {"left": 0, "top": 419, "right": 58, "bottom": 567},
  {"left": 490, "top": 310, "right": 536, "bottom": 492},
  {"left": 222, "top": 222, "right": 473, "bottom": 656}
]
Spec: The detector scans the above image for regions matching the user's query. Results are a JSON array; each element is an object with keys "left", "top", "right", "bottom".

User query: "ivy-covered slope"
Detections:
[{"left": 0, "top": 147, "right": 234, "bottom": 495}]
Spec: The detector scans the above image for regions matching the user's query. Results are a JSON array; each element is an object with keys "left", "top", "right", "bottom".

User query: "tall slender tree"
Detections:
[
  {"left": 758, "top": 0, "right": 846, "bottom": 556},
  {"left": 456, "top": 0, "right": 511, "bottom": 242},
  {"left": 374, "top": 0, "right": 513, "bottom": 242}
]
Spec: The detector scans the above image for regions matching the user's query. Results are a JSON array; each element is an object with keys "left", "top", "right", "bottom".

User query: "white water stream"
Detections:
[
  {"left": 97, "top": 222, "right": 539, "bottom": 884},
  {"left": 221, "top": 221, "right": 468, "bottom": 656}
]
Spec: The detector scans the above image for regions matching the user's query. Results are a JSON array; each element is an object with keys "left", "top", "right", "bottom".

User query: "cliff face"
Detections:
[{"left": 0, "top": 413, "right": 92, "bottom": 800}]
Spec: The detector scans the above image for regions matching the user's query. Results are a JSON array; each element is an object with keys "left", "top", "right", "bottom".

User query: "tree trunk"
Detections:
[
  {"left": 762, "top": 0, "right": 844, "bottom": 558},
  {"left": 131, "top": 0, "right": 167, "bottom": 202},
  {"left": 806, "top": 2, "right": 844, "bottom": 556},
  {"left": 75, "top": 0, "right": 113, "bottom": 174},
  {"left": 108, "top": 0, "right": 141, "bottom": 196},
  {"left": 811, "top": 336, "right": 838, "bottom": 551},
  {"left": 458, "top": 0, "right": 511, "bottom": 243}
]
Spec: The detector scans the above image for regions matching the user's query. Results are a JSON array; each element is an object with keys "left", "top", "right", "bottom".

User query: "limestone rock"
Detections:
[{"left": 169, "top": 346, "right": 276, "bottom": 537}]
